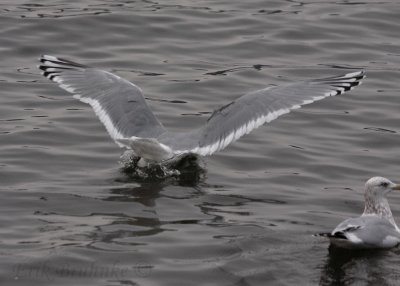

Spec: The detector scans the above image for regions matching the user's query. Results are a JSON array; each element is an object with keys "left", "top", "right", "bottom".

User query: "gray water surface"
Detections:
[{"left": 1, "top": 1, "right": 400, "bottom": 285}]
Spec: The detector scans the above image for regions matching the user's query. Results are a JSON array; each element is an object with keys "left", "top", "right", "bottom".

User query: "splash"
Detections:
[{"left": 119, "top": 151, "right": 206, "bottom": 182}]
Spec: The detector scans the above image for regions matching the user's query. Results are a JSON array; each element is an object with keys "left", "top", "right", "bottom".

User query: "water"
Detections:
[{"left": 1, "top": 0, "right": 400, "bottom": 285}]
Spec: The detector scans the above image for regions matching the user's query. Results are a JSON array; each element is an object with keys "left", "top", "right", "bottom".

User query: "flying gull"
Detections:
[
  {"left": 318, "top": 177, "right": 400, "bottom": 249},
  {"left": 38, "top": 55, "right": 365, "bottom": 167}
]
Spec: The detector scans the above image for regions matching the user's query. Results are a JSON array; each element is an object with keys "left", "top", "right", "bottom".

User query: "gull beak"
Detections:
[{"left": 391, "top": 184, "right": 400, "bottom": 191}]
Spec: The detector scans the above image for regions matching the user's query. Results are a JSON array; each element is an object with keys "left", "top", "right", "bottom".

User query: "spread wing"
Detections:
[
  {"left": 39, "top": 55, "right": 365, "bottom": 160},
  {"left": 161, "top": 70, "right": 365, "bottom": 155},
  {"left": 38, "top": 55, "right": 167, "bottom": 147}
]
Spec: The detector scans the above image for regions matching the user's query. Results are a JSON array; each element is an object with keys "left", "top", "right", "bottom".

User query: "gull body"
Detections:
[
  {"left": 320, "top": 177, "right": 400, "bottom": 249},
  {"left": 38, "top": 55, "right": 365, "bottom": 167}
]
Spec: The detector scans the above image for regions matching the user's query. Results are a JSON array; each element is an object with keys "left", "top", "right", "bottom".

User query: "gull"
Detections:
[
  {"left": 38, "top": 55, "right": 364, "bottom": 167},
  {"left": 318, "top": 177, "right": 400, "bottom": 249}
]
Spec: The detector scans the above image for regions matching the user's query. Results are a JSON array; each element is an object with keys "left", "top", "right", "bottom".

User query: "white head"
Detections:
[
  {"left": 365, "top": 176, "right": 400, "bottom": 198},
  {"left": 363, "top": 177, "right": 400, "bottom": 228},
  {"left": 365, "top": 177, "right": 400, "bottom": 197}
]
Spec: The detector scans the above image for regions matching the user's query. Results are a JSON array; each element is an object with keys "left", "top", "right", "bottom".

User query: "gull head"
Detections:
[{"left": 365, "top": 176, "right": 400, "bottom": 198}]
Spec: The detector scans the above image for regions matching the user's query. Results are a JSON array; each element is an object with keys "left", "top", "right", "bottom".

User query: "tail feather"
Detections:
[{"left": 116, "top": 137, "right": 173, "bottom": 162}]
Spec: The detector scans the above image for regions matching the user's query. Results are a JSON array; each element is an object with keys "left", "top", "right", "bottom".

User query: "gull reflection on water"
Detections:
[{"left": 319, "top": 245, "right": 394, "bottom": 286}]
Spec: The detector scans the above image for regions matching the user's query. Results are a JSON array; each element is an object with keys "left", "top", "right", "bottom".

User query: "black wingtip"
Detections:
[
  {"left": 314, "top": 231, "right": 348, "bottom": 240},
  {"left": 39, "top": 55, "right": 88, "bottom": 68},
  {"left": 38, "top": 55, "right": 89, "bottom": 82},
  {"left": 314, "top": 233, "right": 333, "bottom": 238}
]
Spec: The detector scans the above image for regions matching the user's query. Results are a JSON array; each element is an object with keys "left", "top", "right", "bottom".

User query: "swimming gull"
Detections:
[
  {"left": 38, "top": 55, "right": 365, "bottom": 167},
  {"left": 318, "top": 177, "right": 400, "bottom": 249}
]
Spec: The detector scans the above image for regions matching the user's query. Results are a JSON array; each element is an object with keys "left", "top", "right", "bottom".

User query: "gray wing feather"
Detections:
[
  {"left": 164, "top": 71, "right": 365, "bottom": 155},
  {"left": 332, "top": 216, "right": 400, "bottom": 247},
  {"left": 39, "top": 55, "right": 167, "bottom": 146}
]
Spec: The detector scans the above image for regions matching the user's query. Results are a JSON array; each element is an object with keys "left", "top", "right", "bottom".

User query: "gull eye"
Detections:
[{"left": 381, "top": 182, "right": 389, "bottom": 187}]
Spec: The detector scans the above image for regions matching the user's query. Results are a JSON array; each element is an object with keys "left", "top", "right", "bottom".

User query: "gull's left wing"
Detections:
[{"left": 162, "top": 71, "right": 365, "bottom": 156}]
